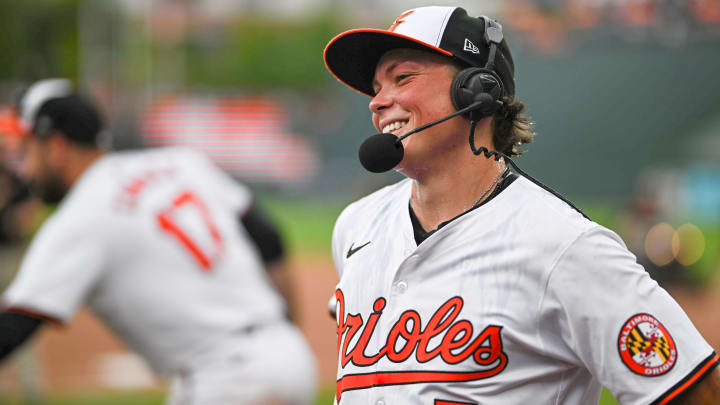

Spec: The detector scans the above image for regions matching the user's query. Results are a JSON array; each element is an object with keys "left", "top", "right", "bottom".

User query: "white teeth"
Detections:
[{"left": 382, "top": 121, "right": 408, "bottom": 133}]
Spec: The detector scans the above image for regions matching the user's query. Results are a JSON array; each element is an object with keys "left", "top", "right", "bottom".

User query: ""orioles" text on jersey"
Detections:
[{"left": 334, "top": 289, "right": 508, "bottom": 401}]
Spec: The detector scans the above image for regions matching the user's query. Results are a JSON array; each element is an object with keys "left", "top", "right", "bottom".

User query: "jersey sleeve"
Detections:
[
  {"left": 331, "top": 204, "right": 354, "bottom": 280},
  {"left": 240, "top": 202, "right": 285, "bottom": 265},
  {"left": 3, "top": 214, "right": 106, "bottom": 324},
  {"left": 328, "top": 205, "right": 354, "bottom": 320},
  {"left": 0, "top": 311, "right": 45, "bottom": 361},
  {"left": 541, "top": 226, "right": 718, "bottom": 405}
]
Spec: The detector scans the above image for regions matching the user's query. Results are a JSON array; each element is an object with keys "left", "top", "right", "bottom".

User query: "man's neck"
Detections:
[
  {"left": 64, "top": 147, "right": 103, "bottom": 187},
  {"left": 409, "top": 147, "right": 506, "bottom": 232}
]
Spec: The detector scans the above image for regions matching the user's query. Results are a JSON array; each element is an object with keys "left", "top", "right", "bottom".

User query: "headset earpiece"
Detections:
[
  {"left": 450, "top": 67, "right": 504, "bottom": 122},
  {"left": 449, "top": 16, "right": 506, "bottom": 122}
]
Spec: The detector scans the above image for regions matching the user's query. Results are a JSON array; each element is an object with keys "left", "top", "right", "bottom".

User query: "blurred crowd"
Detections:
[{"left": 504, "top": 0, "right": 720, "bottom": 52}]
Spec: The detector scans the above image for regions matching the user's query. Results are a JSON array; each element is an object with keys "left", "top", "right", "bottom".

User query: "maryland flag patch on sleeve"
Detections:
[{"left": 618, "top": 313, "right": 677, "bottom": 376}]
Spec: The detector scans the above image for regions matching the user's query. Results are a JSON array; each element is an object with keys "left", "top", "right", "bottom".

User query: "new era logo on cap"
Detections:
[{"left": 463, "top": 38, "right": 480, "bottom": 54}]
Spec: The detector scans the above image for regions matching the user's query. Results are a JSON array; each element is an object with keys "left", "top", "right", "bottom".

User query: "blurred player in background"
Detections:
[
  {"left": 0, "top": 78, "right": 316, "bottom": 405},
  {"left": 324, "top": 6, "right": 720, "bottom": 405}
]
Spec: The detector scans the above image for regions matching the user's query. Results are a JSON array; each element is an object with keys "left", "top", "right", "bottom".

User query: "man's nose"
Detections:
[{"left": 369, "top": 88, "right": 393, "bottom": 114}]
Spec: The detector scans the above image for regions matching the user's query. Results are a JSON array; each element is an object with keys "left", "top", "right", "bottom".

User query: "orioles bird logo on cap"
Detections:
[{"left": 388, "top": 10, "right": 414, "bottom": 32}]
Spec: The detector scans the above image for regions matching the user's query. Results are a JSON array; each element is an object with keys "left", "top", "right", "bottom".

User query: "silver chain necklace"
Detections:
[{"left": 471, "top": 167, "right": 509, "bottom": 208}]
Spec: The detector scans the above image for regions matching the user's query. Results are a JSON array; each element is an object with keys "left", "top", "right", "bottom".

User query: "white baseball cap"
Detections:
[
  {"left": 17, "top": 78, "right": 74, "bottom": 133},
  {"left": 324, "top": 6, "right": 515, "bottom": 98}
]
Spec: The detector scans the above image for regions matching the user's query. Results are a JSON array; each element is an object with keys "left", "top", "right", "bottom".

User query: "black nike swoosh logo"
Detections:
[{"left": 346, "top": 241, "right": 371, "bottom": 259}]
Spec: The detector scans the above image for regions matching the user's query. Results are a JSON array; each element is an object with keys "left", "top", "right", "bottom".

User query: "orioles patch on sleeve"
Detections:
[{"left": 617, "top": 313, "right": 677, "bottom": 376}]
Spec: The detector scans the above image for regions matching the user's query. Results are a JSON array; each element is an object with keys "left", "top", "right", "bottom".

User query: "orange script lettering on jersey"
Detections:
[{"left": 334, "top": 289, "right": 507, "bottom": 401}]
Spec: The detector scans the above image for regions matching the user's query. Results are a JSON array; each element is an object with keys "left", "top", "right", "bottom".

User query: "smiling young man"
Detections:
[{"left": 323, "top": 6, "right": 719, "bottom": 405}]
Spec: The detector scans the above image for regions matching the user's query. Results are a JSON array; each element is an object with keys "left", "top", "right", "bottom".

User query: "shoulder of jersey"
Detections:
[
  {"left": 337, "top": 178, "right": 411, "bottom": 223},
  {"left": 49, "top": 170, "right": 115, "bottom": 230},
  {"left": 105, "top": 147, "right": 206, "bottom": 169},
  {"left": 139, "top": 146, "right": 204, "bottom": 160},
  {"left": 504, "top": 176, "right": 595, "bottom": 232}
]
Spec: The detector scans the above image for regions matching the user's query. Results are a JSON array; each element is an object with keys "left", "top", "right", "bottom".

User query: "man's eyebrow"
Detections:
[
  {"left": 375, "top": 59, "right": 431, "bottom": 92},
  {"left": 372, "top": 61, "right": 401, "bottom": 91}
]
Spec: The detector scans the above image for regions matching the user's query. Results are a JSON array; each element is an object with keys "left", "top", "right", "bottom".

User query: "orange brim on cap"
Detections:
[{"left": 324, "top": 28, "right": 452, "bottom": 98}]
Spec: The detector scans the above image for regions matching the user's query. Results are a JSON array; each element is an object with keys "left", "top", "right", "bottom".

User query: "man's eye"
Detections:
[{"left": 396, "top": 74, "right": 412, "bottom": 82}]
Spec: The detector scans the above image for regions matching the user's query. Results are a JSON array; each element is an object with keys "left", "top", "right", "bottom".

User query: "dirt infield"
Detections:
[{"left": 1, "top": 255, "right": 719, "bottom": 396}]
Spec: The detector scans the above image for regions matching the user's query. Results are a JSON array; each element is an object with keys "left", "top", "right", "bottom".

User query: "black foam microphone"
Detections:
[
  {"left": 358, "top": 101, "right": 489, "bottom": 173},
  {"left": 358, "top": 132, "right": 403, "bottom": 173}
]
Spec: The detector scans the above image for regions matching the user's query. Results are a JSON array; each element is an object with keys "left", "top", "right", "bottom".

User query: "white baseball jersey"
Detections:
[
  {"left": 331, "top": 176, "right": 718, "bottom": 405},
  {"left": 3, "top": 148, "right": 316, "bottom": 403}
]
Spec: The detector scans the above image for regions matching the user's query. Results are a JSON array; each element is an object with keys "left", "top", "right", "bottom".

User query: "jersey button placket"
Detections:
[
  {"left": 376, "top": 399, "right": 385, "bottom": 405},
  {"left": 394, "top": 254, "right": 419, "bottom": 295}
]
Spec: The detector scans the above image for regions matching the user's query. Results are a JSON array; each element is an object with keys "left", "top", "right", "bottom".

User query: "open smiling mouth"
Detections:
[{"left": 382, "top": 120, "right": 409, "bottom": 134}]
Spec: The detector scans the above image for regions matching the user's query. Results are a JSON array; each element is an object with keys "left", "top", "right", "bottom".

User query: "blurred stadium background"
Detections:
[{"left": 0, "top": 0, "right": 719, "bottom": 404}]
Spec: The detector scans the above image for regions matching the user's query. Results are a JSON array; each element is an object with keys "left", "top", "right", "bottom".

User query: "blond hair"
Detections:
[
  {"left": 447, "top": 57, "right": 535, "bottom": 157},
  {"left": 492, "top": 97, "right": 535, "bottom": 156}
]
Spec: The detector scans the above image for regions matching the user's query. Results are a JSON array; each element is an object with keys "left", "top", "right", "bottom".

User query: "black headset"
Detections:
[
  {"left": 450, "top": 16, "right": 505, "bottom": 122},
  {"left": 450, "top": 18, "right": 592, "bottom": 222}
]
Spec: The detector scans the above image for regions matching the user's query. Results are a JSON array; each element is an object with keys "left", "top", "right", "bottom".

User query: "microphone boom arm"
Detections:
[{"left": 395, "top": 101, "right": 487, "bottom": 143}]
